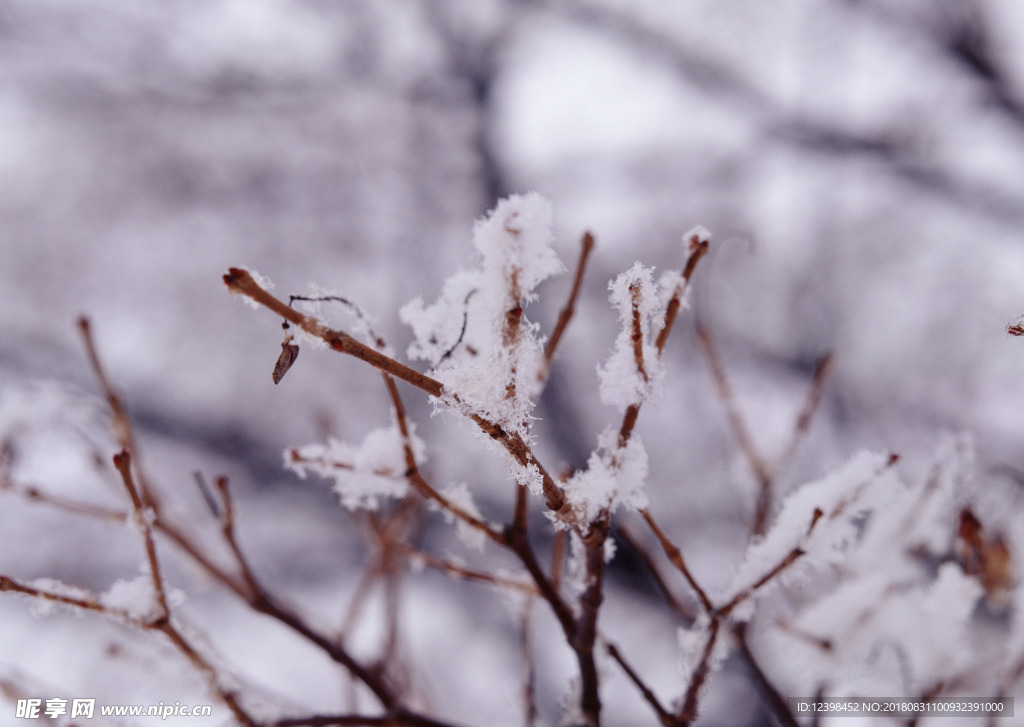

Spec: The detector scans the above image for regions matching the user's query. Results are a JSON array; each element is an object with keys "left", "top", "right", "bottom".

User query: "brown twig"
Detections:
[
  {"left": 604, "top": 640, "right": 677, "bottom": 727},
  {"left": 521, "top": 603, "right": 538, "bottom": 727},
  {"left": 224, "top": 269, "right": 443, "bottom": 398},
  {"left": 0, "top": 575, "right": 110, "bottom": 615},
  {"left": 550, "top": 528, "right": 567, "bottom": 593},
  {"left": 0, "top": 575, "right": 255, "bottom": 725},
  {"left": 614, "top": 524, "right": 694, "bottom": 622},
  {"left": 718, "top": 547, "right": 805, "bottom": 617},
  {"left": 575, "top": 515, "right": 610, "bottom": 727},
  {"left": 382, "top": 374, "right": 503, "bottom": 545},
  {"left": 678, "top": 618, "right": 721, "bottom": 722},
  {"left": 639, "top": 509, "right": 713, "bottom": 613},
  {"left": 0, "top": 477, "right": 127, "bottom": 523},
  {"left": 225, "top": 268, "right": 570, "bottom": 519},
  {"left": 695, "top": 323, "right": 774, "bottom": 536},
  {"left": 112, "top": 449, "right": 169, "bottom": 621},
  {"left": 654, "top": 231, "right": 710, "bottom": 356},
  {"left": 775, "top": 353, "right": 834, "bottom": 476},
  {"left": 619, "top": 235, "right": 709, "bottom": 447},
  {"left": 396, "top": 544, "right": 538, "bottom": 595},
  {"left": 733, "top": 623, "right": 800, "bottom": 727},
  {"left": 541, "top": 231, "right": 595, "bottom": 382},
  {"left": 80, "top": 316, "right": 410, "bottom": 716}
]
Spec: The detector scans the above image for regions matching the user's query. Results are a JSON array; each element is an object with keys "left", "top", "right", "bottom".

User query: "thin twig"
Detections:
[
  {"left": 775, "top": 353, "right": 834, "bottom": 476},
  {"left": 225, "top": 268, "right": 570, "bottom": 519},
  {"left": 84, "top": 316, "right": 407, "bottom": 714},
  {"left": 619, "top": 235, "right": 709, "bottom": 446},
  {"left": 541, "top": 231, "right": 595, "bottom": 382},
  {"left": 733, "top": 623, "right": 800, "bottom": 727},
  {"left": 215, "top": 476, "right": 263, "bottom": 597},
  {"left": 382, "top": 374, "right": 503, "bottom": 544},
  {"left": 695, "top": 323, "right": 774, "bottom": 536},
  {"left": 604, "top": 640, "right": 677, "bottom": 727},
  {"left": 718, "top": 546, "right": 806, "bottom": 619},
  {"left": 639, "top": 509, "right": 712, "bottom": 613},
  {"left": 654, "top": 231, "right": 710, "bottom": 356},
  {"left": 575, "top": 515, "right": 610, "bottom": 727},
  {"left": 0, "top": 575, "right": 255, "bottom": 725},
  {"left": 678, "top": 618, "right": 721, "bottom": 722},
  {"left": 0, "top": 575, "right": 110, "bottom": 615},
  {"left": 0, "top": 478, "right": 127, "bottom": 523},
  {"left": 395, "top": 544, "right": 538, "bottom": 595},
  {"left": 224, "top": 269, "right": 443, "bottom": 398},
  {"left": 112, "top": 449, "right": 169, "bottom": 621},
  {"left": 550, "top": 528, "right": 567, "bottom": 594},
  {"left": 521, "top": 602, "right": 538, "bottom": 727},
  {"left": 614, "top": 524, "right": 694, "bottom": 622}
]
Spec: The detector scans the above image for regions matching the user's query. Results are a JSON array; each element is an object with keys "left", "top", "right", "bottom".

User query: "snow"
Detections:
[
  {"left": 4, "top": 3, "right": 1024, "bottom": 724},
  {"left": 24, "top": 579, "right": 93, "bottom": 617},
  {"left": 723, "top": 450, "right": 900, "bottom": 604},
  {"left": 597, "top": 263, "right": 665, "bottom": 411},
  {"left": 100, "top": 575, "right": 160, "bottom": 622},
  {"left": 227, "top": 267, "right": 274, "bottom": 311},
  {"left": 561, "top": 427, "right": 649, "bottom": 526},
  {"left": 402, "top": 193, "right": 564, "bottom": 434},
  {"left": 436, "top": 483, "right": 488, "bottom": 551},
  {"left": 284, "top": 423, "right": 425, "bottom": 511}
]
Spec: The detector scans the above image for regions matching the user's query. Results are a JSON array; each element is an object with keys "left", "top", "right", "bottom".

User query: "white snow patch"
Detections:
[{"left": 285, "top": 423, "right": 424, "bottom": 511}]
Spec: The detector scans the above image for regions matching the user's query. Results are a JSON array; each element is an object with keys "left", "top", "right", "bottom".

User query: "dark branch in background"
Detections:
[
  {"left": 420, "top": 3, "right": 515, "bottom": 212},
  {"left": 697, "top": 323, "right": 833, "bottom": 538},
  {"left": 733, "top": 624, "right": 800, "bottom": 727},
  {"left": 537, "top": 0, "right": 1024, "bottom": 226},
  {"left": 696, "top": 324, "right": 773, "bottom": 535}
]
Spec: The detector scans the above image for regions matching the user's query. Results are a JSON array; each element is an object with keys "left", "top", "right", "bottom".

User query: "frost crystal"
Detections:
[
  {"left": 597, "top": 263, "right": 665, "bottom": 410},
  {"left": 724, "top": 450, "right": 899, "bottom": 602},
  {"left": 562, "top": 428, "right": 649, "bottom": 525},
  {"left": 294, "top": 283, "right": 390, "bottom": 356},
  {"left": 285, "top": 423, "right": 424, "bottom": 511},
  {"left": 401, "top": 193, "right": 564, "bottom": 434}
]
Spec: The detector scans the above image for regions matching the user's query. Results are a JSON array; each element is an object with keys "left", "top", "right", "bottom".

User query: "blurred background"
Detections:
[{"left": 2, "top": 1, "right": 1024, "bottom": 725}]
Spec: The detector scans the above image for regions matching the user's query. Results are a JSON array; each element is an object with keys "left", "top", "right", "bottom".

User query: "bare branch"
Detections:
[
  {"left": 615, "top": 524, "right": 695, "bottom": 622},
  {"left": 604, "top": 640, "right": 677, "bottom": 727},
  {"left": 112, "top": 449, "right": 169, "bottom": 621},
  {"left": 382, "top": 374, "right": 503, "bottom": 544},
  {"left": 541, "top": 231, "right": 595, "bottom": 382},
  {"left": 225, "top": 268, "right": 571, "bottom": 519},
  {"left": 775, "top": 353, "right": 834, "bottom": 475},
  {"left": 695, "top": 323, "right": 774, "bottom": 536},
  {"left": 224, "top": 269, "right": 444, "bottom": 398},
  {"left": 655, "top": 231, "right": 710, "bottom": 356},
  {"left": 640, "top": 508, "right": 712, "bottom": 613},
  {"left": 619, "top": 233, "right": 709, "bottom": 447},
  {"left": 678, "top": 618, "right": 721, "bottom": 723}
]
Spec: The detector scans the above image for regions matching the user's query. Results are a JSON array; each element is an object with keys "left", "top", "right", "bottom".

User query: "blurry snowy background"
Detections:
[{"left": 3, "top": 1, "right": 1024, "bottom": 725}]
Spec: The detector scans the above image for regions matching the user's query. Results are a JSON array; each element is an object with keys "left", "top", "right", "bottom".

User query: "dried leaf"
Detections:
[{"left": 273, "top": 341, "right": 299, "bottom": 385}]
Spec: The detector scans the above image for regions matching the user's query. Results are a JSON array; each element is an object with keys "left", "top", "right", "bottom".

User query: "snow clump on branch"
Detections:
[
  {"left": 597, "top": 263, "right": 665, "bottom": 410},
  {"left": 401, "top": 193, "right": 564, "bottom": 435},
  {"left": 285, "top": 423, "right": 425, "bottom": 511}
]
